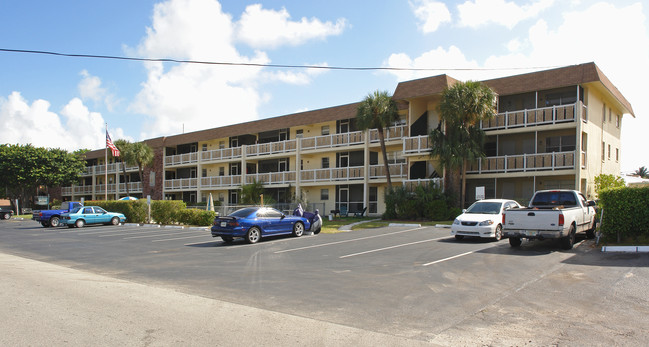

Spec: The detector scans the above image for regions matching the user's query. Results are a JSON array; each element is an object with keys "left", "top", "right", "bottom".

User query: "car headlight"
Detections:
[
  {"left": 478, "top": 220, "right": 494, "bottom": 226},
  {"left": 453, "top": 219, "right": 460, "bottom": 225}
]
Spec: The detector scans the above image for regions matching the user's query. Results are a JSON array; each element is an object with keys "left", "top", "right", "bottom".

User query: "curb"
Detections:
[
  {"left": 435, "top": 224, "right": 451, "bottom": 228},
  {"left": 388, "top": 223, "right": 421, "bottom": 227},
  {"left": 601, "top": 246, "right": 649, "bottom": 253}
]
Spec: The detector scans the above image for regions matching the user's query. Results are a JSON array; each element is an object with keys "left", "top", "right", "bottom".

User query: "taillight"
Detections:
[
  {"left": 502, "top": 213, "right": 506, "bottom": 225},
  {"left": 558, "top": 213, "right": 564, "bottom": 226}
]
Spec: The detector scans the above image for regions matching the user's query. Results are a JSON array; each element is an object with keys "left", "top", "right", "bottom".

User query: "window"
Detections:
[
  {"left": 321, "top": 125, "right": 330, "bottom": 135},
  {"left": 296, "top": 129, "right": 303, "bottom": 138},
  {"left": 607, "top": 144, "right": 611, "bottom": 160},
  {"left": 202, "top": 169, "right": 207, "bottom": 177},
  {"left": 609, "top": 108, "right": 612, "bottom": 122},
  {"left": 219, "top": 167, "right": 225, "bottom": 176},
  {"left": 219, "top": 141, "right": 225, "bottom": 149},
  {"left": 545, "top": 136, "right": 575, "bottom": 152},
  {"left": 202, "top": 144, "right": 207, "bottom": 151},
  {"left": 616, "top": 148, "right": 619, "bottom": 162},
  {"left": 321, "top": 189, "right": 329, "bottom": 200},
  {"left": 321, "top": 157, "right": 329, "bottom": 169},
  {"left": 602, "top": 104, "right": 606, "bottom": 123},
  {"left": 601, "top": 142, "right": 605, "bottom": 161},
  {"left": 616, "top": 114, "right": 620, "bottom": 128}
]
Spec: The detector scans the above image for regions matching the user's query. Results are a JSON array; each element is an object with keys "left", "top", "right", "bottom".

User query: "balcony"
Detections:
[
  {"left": 403, "top": 135, "right": 430, "bottom": 155},
  {"left": 246, "top": 140, "right": 297, "bottom": 157},
  {"left": 481, "top": 103, "right": 578, "bottom": 131},
  {"left": 403, "top": 178, "right": 443, "bottom": 191},
  {"left": 466, "top": 151, "right": 576, "bottom": 174},
  {"left": 369, "top": 163, "right": 407, "bottom": 179},
  {"left": 82, "top": 163, "right": 140, "bottom": 176},
  {"left": 200, "top": 175, "right": 242, "bottom": 189},
  {"left": 369, "top": 125, "right": 408, "bottom": 143},
  {"left": 301, "top": 166, "right": 365, "bottom": 183},
  {"left": 165, "top": 152, "right": 199, "bottom": 166},
  {"left": 200, "top": 147, "right": 242, "bottom": 163},
  {"left": 164, "top": 178, "right": 198, "bottom": 191},
  {"left": 246, "top": 171, "right": 296, "bottom": 185},
  {"left": 300, "top": 131, "right": 364, "bottom": 151}
]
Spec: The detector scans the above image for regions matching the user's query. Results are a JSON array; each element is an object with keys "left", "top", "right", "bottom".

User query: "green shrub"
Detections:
[
  {"left": 177, "top": 208, "right": 216, "bottom": 226},
  {"left": 383, "top": 184, "right": 453, "bottom": 221},
  {"left": 89, "top": 200, "right": 148, "bottom": 224},
  {"left": 599, "top": 186, "right": 649, "bottom": 242},
  {"left": 150, "top": 200, "right": 186, "bottom": 224},
  {"left": 426, "top": 199, "right": 448, "bottom": 220}
]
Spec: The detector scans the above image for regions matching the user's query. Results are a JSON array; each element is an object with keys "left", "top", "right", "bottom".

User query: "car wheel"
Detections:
[
  {"left": 75, "top": 219, "right": 85, "bottom": 228},
  {"left": 221, "top": 236, "right": 234, "bottom": 244},
  {"left": 293, "top": 222, "right": 304, "bottom": 237},
  {"left": 49, "top": 216, "right": 60, "bottom": 227},
  {"left": 586, "top": 219, "right": 596, "bottom": 239},
  {"left": 509, "top": 237, "right": 522, "bottom": 247},
  {"left": 561, "top": 225, "right": 576, "bottom": 250},
  {"left": 494, "top": 224, "right": 503, "bottom": 241},
  {"left": 1, "top": 213, "right": 9, "bottom": 220},
  {"left": 110, "top": 217, "right": 120, "bottom": 225},
  {"left": 313, "top": 217, "right": 322, "bottom": 235},
  {"left": 454, "top": 235, "right": 464, "bottom": 241},
  {"left": 245, "top": 227, "right": 261, "bottom": 244},
  {"left": 41, "top": 221, "right": 49, "bottom": 228}
]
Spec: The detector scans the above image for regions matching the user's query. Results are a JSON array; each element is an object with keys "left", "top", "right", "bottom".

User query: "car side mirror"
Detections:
[
  {"left": 462, "top": 209, "right": 466, "bottom": 213},
  {"left": 281, "top": 214, "right": 286, "bottom": 219},
  {"left": 587, "top": 200, "right": 596, "bottom": 207}
]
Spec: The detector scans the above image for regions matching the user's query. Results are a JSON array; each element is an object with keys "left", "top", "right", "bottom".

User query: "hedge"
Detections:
[
  {"left": 384, "top": 185, "right": 458, "bottom": 221},
  {"left": 598, "top": 186, "right": 649, "bottom": 242},
  {"left": 87, "top": 200, "right": 215, "bottom": 226}
]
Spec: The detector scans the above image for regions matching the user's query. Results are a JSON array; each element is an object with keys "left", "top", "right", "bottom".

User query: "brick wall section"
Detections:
[{"left": 145, "top": 147, "right": 164, "bottom": 200}]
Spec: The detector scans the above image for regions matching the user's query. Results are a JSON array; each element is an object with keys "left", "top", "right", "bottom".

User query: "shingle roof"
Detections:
[{"left": 392, "top": 74, "right": 461, "bottom": 100}]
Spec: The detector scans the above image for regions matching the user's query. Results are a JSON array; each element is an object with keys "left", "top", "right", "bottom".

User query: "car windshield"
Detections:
[
  {"left": 70, "top": 207, "right": 82, "bottom": 213},
  {"left": 465, "top": 202, "right": 502, "bottom": 214},
  {"left": 229, "top": 207, "right": 259, "bottom": 218},
  {"left": 531, "top": 192, "right": 577, "bottom": 207}
]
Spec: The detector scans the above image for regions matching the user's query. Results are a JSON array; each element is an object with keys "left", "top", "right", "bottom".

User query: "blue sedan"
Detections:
[
  {"left": 60, "top": 206, "right": 126, "bottom": 228},
  {"left": 211, "top": 207, "right": 311, "bottom": 244}
]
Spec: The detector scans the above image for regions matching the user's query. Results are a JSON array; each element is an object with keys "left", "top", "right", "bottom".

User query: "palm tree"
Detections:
[
  {"left": 120, "top": 141, "right": 154, "bottom": 195},
  {"left": 429, "top": 81, "right": 497, "bottom": 208},
  {"left": 356, "top": 90, "right": 399, "bottom": 188},
  {"left": 240, "top": 179, "right": 265, "bottom": 205},
  {"left": 114, "top": 139, "right": 132, "bottom": 197},
  {"left": 635, "top": 166, "right": 648, "bottom": 178}
]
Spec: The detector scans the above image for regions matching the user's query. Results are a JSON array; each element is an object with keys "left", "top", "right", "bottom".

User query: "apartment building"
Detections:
[{"left": 62, "top": 62, "right": 634, "bottom": 213}]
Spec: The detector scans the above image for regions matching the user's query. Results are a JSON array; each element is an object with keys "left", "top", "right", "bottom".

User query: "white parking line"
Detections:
[
  {"left": 98, "top": 229, "right": 165, "bottom": 237},
  {"left": 339, "top": 236, "right": 448, "bottom": 258},
  {"left": 123, "top": 230, "right": 201, "bottom": 240},
  {"left": 422, "top": 246, "right": 492, "bottom": 266},
  {"left": 152, "top": 234, "right": 210, "bottom": 242},
  {"left": 274, "top": 227, "right": 426, "bottom": 254}
]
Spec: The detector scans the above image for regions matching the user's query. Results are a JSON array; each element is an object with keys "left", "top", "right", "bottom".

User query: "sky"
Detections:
[{"left": 0, "top": 0, "right": 647, "bottom": 172}]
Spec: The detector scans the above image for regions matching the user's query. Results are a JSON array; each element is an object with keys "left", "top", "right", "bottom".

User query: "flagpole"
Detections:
[{"left": 105, "top": 123, "right": 108, "bottom": 201}]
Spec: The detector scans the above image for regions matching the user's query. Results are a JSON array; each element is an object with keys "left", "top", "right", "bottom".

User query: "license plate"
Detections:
[
  {"left": 525, "top": 230, "right": 536, "bottom": 236},
  {"left": 220, "top": 222, "right": 227, "bottom": 227}
]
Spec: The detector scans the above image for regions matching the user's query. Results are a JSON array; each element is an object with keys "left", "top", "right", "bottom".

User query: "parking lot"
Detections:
[{"left": 2, "top": 219, "right": 649, "bottom": 345}]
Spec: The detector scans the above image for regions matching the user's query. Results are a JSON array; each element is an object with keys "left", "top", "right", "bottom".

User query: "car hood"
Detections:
[{"left": 456, "top": 213, "right": 500, "bottom": 222}]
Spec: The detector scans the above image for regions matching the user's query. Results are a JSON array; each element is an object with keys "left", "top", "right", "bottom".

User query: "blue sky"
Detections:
[{"left": 1, "top": 0, "right": 647, "bottom": 172}]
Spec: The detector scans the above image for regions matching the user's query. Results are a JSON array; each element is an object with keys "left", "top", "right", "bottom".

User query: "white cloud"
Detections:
[
  {"left": 457, "top": 0, "right": 555, "bottom": 29},
  {"left": 78, "top": 70, "right": 118, "bottom": 112},
  {"left": 385, "top": 46, "right": 481, "bottom": 81},
  {"left": 0, "top": 92, "right": 126, "bottom": 151},
  {"left": 410, "top": 0, "right": 452, "bottom": 33},
  {"left": 235, "top": 4, "right": 347, "bottom": 49}
]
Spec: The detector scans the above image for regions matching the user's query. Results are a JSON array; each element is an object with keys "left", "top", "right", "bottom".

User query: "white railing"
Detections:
[
  {"left": 403, "top": 135, "right": 431, "bottom": 155},
  {"left": 301, "top": 166, "right": 365, "bottom": 182},
  {"left": 95, "top": 184, "right": 117, "bottom": 194},
  {"left": 481, "top": 103, "right": 578, "bottom": 131},
  {"left": 369, "top": 163, "right": 408, "bottom": 179},
  {"left": 300, "top": 131, "right": 364, "bottom": 151},
  {"left": 466, "top": 151, "right": 576, "bottom": 174},
  {"left": 118, "top": 182, "right": 142, "bottom": 193},
  {"left": 403, "top": 178, "right": 443, "bottom": 191},
  {"left": 165, "top": 152, "right": 199, "bottom": 166},
  {"left": 246, "top": 171, "right": 296, "bottom": 185},
  {"left": 200, "top": 147, "right": 243, "bottom": 162},
  {"left": 369, "top": 125, "right": 408, "bottom": 143},
  {"left": 201, "top": 175, "right": 242, "bottom": 188},
  {"left": 83, "top": 162, "right": 139, "bottom": 176},
  {"left": 164, "top": 178, "right": 198, "bottom": 190},
  {"left": 246, "top": 140, "right": 297, "bottom": 157}
]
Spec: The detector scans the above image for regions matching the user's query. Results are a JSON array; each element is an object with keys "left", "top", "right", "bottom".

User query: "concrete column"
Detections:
[
  {"left": 295, "top": 139, "right": 301, "bottom": 202},
  {"left": 363, "top": 130, "right": 370, "bottom": 213}
]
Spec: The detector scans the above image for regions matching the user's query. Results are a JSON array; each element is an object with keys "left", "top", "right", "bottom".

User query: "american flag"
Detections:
[{"left": 106, "top": 131, "right": 120, "bottom": 157}]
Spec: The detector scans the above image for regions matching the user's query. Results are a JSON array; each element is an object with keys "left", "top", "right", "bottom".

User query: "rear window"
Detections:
[
  {"left": 531, "top": 192, "right": 577, "bottom": 207},
  {"left": 229, "top": 208, "right": 258, "bottom": 218}
]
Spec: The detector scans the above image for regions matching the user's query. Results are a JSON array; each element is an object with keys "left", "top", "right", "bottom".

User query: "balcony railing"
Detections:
[
  {"left": 201, "top": 147, "right": 243, "bottom": 163},
  {"left": 246, "top": 171, "right": 296, "bottom": 185},
  {"left": 369, "top": 125, "right": 408, "bottom": 143},
  {"left": 369, "top": 163, "right": 407, "bottom": 179},
  {"left": 247, "top": 140, "right": 297, "bottom": 157},
  {"left": 403, "top": 178, "right": 443, "bottom": 191},
  {"left": 301, "top": 166, "right": 365, "bottom": 182},
  {"left": 466, "top": 151, "right": 576, "bottom": 174},
  {"left": 481, "top": 104, "right": 578, "bottom": 130},
  {"left": 403, "top": 135, "right": 431, "bottom": 155},
  {"left": 301, "top": 131, "right": 364, "bottom": 151},
  {"left": 165, "top": 152, "right": 199, "bottom": 166},
  {"left": 164, "top": 178, "right": 198, "bottom": 190},
  {"left": 200, "top": 175, "right": 242, "bottom": 188},
  {"left": 83, "top": 163, "right": 140, "bottom": 176}
]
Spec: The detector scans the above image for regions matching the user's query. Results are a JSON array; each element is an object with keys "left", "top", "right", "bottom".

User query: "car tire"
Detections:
[
  {"left": 110, "top": 217, "right": 120, "bottom": 225},
  {"left": 293, "top": 222, "right": 304, "bottom": 237},
  {"left": 454, "top": 235, "right": 464, "bottom": 241},
  {"left": 561, "top": 225, "right": 576, "bottom": 250},
  {"left": 41, "top": 221, "right": 49, "bottom": 228},
  {"left": 75, "top": 219, "right": 85, "bottom": 228},
  {"left": 245, "top": 227, "right": 261, "bottom": 244},
  {"left": 1, "top": 213, "right": 9, "bottom": 220},
  {"left": 49, "top": 216, "right": 60, "bottom": 227},
  {"left": 221, "top": 236, "right": 234, "bottom": 244},
  {"left": 509, "top": 237, "right": 522, "bottom": 247},
  {"left": 494, "top": 224, "right": 503, "bottom": 241},
  {"left": 586, "top": 219, "right": 597, "bottom": 239},
  {"left": 313, "top": 217, "right": 322, "bottom": 235}
]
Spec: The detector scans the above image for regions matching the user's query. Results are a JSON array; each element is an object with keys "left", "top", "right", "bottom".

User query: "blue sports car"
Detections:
[
  {"left": 211, "top": 207, "right": 313, "bottom": 244},
  {"left": 60, "top": 206, "right": 127, "bottom": 228}
]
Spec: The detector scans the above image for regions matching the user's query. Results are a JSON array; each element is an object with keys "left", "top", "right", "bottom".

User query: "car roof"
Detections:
[{"left": 474, "top": 199, "right": 515, "bottom": 203}]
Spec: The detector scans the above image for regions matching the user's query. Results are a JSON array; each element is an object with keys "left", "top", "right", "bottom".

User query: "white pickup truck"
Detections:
[{"left": 502, "top": 190, "right": 597, "bottom": 249}]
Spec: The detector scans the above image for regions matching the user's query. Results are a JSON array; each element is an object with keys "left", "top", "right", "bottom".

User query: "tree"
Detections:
[
  {"left": 635, "top": 166, "right": 648, "bottom": 178},
  {"left": 114, "top": 139, "right": 133, "bottom": 197},
  {"left": 0, "top": 144, "right": 85, "bottom": 208},
  {"left": 356, "top": 90, "right": 399, "bottom": 188},
  {"left": 240, "top": 179, "right": 265, "bottom": 205},
  {"left": 124, "top": 141, "right": 154, "bottom": 191},
  {"left": 594, "top": 174, "right": 625, "bottom": 194},
  {"left": 429, "top": 81, "right": 497, "bottom": 208}
]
